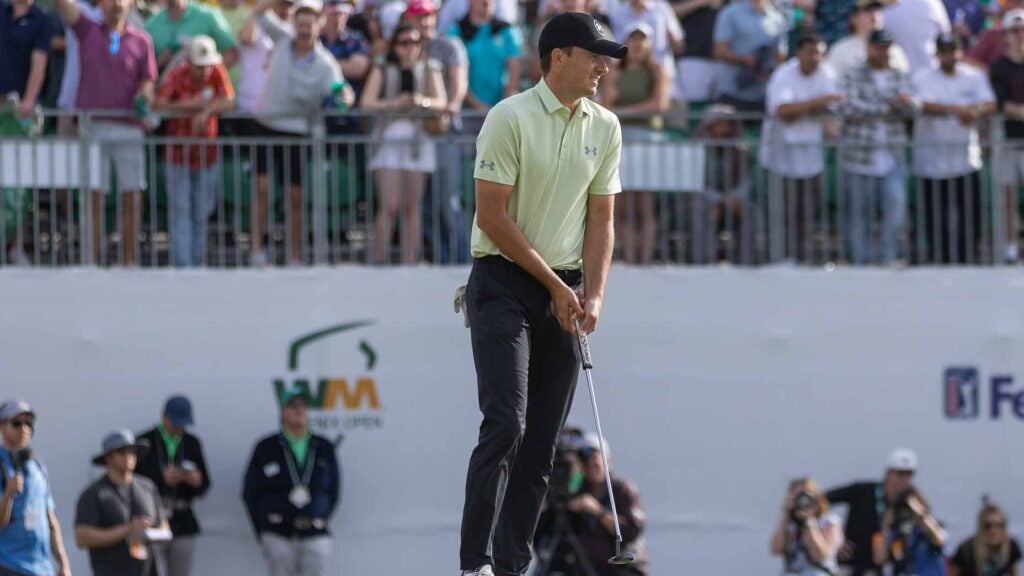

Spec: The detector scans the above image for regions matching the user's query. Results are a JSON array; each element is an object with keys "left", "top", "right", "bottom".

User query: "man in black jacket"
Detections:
[
  {"left": 243, "top": 391, "right": 341, "bottom": 576},
  {"left": 135, "top": 395, "right": 211, "bottom": 576}
]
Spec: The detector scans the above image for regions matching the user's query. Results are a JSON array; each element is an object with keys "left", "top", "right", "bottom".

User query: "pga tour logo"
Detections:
[{"left": 944, "top": 366, "right": 1024, "bottom": 420}]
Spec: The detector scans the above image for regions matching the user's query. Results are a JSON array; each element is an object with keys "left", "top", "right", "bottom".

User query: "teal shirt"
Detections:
[
  {"left": 446, "top": 21, "right": 523, "bottom": 107},
  {"left": 146, "top": 1, "right": 236, "bottom": 58}
]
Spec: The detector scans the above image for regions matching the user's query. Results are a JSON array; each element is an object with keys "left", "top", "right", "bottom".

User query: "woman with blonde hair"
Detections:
[
  {"left": 771, "top": 477, "right": 844, "bottom": 576},
  {"left": 951, "top": 503, "right": 1022, "bottom": 576}
]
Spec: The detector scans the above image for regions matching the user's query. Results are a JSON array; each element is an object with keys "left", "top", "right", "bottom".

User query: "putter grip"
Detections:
[{"left": 575, "top": 320, "right": 593, "bottom": 369}]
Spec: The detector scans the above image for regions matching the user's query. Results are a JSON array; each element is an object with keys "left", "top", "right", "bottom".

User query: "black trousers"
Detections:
[
  {"left": 460, "top": 255, "right": 582, "bottom": 575},
  {"left": 921, "top": 172, "right": 983, "bottom": 264}
]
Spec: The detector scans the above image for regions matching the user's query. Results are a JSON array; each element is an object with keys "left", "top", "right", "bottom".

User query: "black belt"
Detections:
[{"left": 477, "top": 255, "right": 582, "bottom": 285}]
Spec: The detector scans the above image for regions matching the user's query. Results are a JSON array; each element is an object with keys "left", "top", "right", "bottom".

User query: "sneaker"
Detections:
[
  {"left": 461, "top": 566, "right": 494, "bottom": 576},
  {"left": 1005, "top": 244, "right": 1019, "bottom": 264},
  {"left": 251, "top": 249, "right": 269, "bottom": 267},
  {"left": 6, "top": 247, "right": 31, "bottom": 267}
]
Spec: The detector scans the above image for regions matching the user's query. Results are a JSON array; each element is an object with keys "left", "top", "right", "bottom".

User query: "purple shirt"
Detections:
[{"left": 72, "top": 16, "right": 156, "bottom": 111}]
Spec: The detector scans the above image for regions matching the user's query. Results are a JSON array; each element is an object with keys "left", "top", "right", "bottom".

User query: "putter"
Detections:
[{"left": 574, "top": 319, "right": 637, "bottom": 566}]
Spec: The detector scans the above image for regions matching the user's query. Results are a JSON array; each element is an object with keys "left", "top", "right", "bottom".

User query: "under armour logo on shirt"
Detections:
[
  {"left": 584, "top": 146, "right": 597, "bottom": 156},
  {"left": 479, "top": 160, "right": 496, "bottom": 171}
]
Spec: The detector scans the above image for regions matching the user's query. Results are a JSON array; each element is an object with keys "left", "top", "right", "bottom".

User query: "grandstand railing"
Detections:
[{"left": 0, "top": 107, "right": 1019, "bottom": 267}]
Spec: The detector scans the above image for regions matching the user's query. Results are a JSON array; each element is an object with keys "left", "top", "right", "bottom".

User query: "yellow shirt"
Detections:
[{"left": 470, "top": 78, "right": 622, "bottom": 270}]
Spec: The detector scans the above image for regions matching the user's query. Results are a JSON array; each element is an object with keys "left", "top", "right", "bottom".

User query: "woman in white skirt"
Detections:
[{"left": 361, "top": 23, "right": 447, "bottom": 264}]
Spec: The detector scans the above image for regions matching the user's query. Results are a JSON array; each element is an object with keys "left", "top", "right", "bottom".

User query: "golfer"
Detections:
[{"left": 459, "top": 12, "right": 626, "bottom": 576}]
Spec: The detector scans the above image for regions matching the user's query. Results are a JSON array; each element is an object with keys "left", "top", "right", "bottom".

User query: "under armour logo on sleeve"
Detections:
[
  {"left": 584, "top": 146, "right": 597, "bottom": 156},
  {"left": 479, "top": 160, "right": 496, "bottom": 171}
]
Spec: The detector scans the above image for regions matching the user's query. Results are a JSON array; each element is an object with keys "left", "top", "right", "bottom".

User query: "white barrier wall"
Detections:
[{"left": 1, "top": 268, "right": 1023, "bottom": 575}]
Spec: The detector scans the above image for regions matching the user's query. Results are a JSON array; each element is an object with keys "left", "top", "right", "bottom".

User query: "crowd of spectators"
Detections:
[{"left": 3, "top": 0, "right": 1024, "bottom": 266}]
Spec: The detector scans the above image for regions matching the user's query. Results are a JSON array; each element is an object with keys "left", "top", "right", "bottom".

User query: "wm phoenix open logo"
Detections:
[{"left": 273, "top": 321, "right": 384, "bottom": 436}]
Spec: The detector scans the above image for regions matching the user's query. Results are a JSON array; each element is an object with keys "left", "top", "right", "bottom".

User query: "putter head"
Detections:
[
  {"left": 608, "top": 551, "right": 637, "bottom": 565},
  {"left": 608, "top": 541, "right": 637, "bottom": 565}
]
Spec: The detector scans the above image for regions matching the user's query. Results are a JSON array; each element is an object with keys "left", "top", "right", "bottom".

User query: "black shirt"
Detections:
[
  {"left": 826, "top": 481, "right": 885, "bottom": 575},
  {"left": 990, "top": 56, "right": 1024, "bottom": 139},
  {"left": 74, "top": 475, "right": 164, "bottom": 576},
  {"left": 134, "top": 427, "right": 212, "bottom": 538},
  {"left": 951, "top": 537, "right": 1023, "bottom": 576},
  {"left": 672, "top": 0, "right": 722, "bottom": 59}
]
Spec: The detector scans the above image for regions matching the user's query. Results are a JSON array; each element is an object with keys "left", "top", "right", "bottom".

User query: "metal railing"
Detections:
[{"left": 0, "top": 108, "right": 1020, "bottom": 268}]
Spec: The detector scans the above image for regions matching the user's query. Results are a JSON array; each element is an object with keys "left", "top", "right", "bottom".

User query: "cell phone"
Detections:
[{"left": 181, "top": 461, "right": 197, "bottom": 472}]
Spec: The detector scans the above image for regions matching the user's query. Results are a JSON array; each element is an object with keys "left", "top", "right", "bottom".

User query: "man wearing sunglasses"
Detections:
[
  {"left": 75, "top": 430, "right": 168, "bottom": 576},
  {"left": 0, "top": 400, "right": 71, "bottom": 576}
]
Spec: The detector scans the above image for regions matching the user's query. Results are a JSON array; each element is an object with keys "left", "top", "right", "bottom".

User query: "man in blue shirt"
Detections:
[
  {"left": 0, "top": 0, "right": 53, "bottom": 121},
  {"left": 0, "top": 400, "right": 71, "bottom": 576},
  {"left": 446, "top": 0, "right": 523, "bottom": 114}
]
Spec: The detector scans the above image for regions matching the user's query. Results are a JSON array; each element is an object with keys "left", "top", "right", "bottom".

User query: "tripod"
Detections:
[{"left": 533, "top": 506, "right": 601, "bottom": 576}]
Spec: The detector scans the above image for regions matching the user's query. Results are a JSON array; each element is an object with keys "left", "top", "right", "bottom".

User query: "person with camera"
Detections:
[
  {"left": 564, "top": 435, "right": 647, "bottom": 576},
  {"left": 871, "top": 487, "right": 947, "bottom": 576},
  {"left": 0, "top": 399, "right": 71, "bottom": 576},
  {"left": 827, "top": 448, "right": 921, "bottom": 576},
  {"left": 134, "top": 396, "right": 211, "bottom": 576},
  {"left": 770, "top": 477, "right": 843, "bottom": 576}
]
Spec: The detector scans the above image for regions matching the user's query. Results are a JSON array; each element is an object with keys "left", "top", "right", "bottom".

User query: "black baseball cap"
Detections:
[
  {"left": 538, "top": 12, "right": 627, "bottom": 60},
  {"left": 936, "top": 32, "right": 959, "bottom": 51},
  {"left": 853, "top": 0, "right": 884, "bottom": 10},
  {"left": 868, "top": 29, "right": 895, "bottom": 45}
]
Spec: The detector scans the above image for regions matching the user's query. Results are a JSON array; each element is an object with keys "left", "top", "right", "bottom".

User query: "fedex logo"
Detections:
[{"left": 944, "top": 366, "right": 1024, "bottom": 420}]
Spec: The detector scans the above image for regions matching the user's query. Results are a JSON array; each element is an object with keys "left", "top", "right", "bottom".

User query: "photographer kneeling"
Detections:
[
  {"left": 771, "top": 477, "right": 843, "bottom": 576},
  {"left": 536, "top": 432, "right": 647, "bottom": 576},
  {"left": 873, "top": 487, "right": 947, "bottom": 576}
]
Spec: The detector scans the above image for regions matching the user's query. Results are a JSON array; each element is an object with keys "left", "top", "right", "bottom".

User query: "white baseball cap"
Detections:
[
  {"left": 188, "top": 35, "right": 222, "bottom": 66},
  {"left": 292, "top": 0, "right": 324, "bottom": 14},
  {"left": 624, "top": 21, "right": 654, "bottom": 39},
  {"left": 886, "top": 447, "right": 918, "bottom": 472},
  {"left": 1005, "top": 8, "right": 1024, "bottom": 29}
]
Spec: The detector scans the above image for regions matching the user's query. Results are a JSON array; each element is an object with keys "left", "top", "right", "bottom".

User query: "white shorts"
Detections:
[
  {"left": 998, "top": 146, "right": 1024, "bottom": 187},
  {"left": 369, "top": 119, "right": 436, "bottom": 173},
  {"left": 91, "top": 120, "right": 147, "bottom": 193},
  {"left": 675, "top": 57, "right": 719, "bottom": 102}
]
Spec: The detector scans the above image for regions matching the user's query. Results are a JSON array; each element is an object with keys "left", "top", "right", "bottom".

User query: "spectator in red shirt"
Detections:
[
  {"left": 53, "top": 0, "right": 158, "bottom": 267},
  {"left": 154, "top": 35, "right": 236, "bottom": 267}
]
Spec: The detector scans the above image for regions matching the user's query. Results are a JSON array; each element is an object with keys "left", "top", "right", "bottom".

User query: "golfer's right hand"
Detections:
[{"left": 551, "top": 283, "right": 584, "bottom": 334}]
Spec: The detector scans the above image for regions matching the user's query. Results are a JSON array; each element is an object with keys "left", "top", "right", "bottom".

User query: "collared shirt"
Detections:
[
  {"left": 0, "top": 447, "right": 56, "bottom": 576},
  {"left": 912, "top": 62, "right": 995, "bottom": 179},
  {"left": 145, "top": 0, "right": 235, "bottom": 59},
  {"left": 157, "top": 61, "right": 234, "bottom": 167},
  {"left": 282, "top": 429, "right": 311, "bottom": 468},
  {"left": 74, "top": 475, "right": 164, "bottom": 576},
  {"left": 712, "top": 0, "right": 788, "bottom": 102},
  {"left": 157, "top": 422, "right": 183, "bottom": 462},
  {"left": 72, "top": 17, "right": 157, "bottom": 113},
  {"left": 470, "top": 78, "right": 623, "bottom": 269},
  {"left": 839, "top": 63, "right": 915, "bottom": 175},
  {"left": 760, "top": 58, "right": 838, "bottom": 178},
  {"left": 0, "top": 1, "right": 54, "bottom": 96}
]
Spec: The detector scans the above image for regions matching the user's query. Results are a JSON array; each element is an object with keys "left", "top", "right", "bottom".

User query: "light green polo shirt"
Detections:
[
  {"left": 470, "top": 78, "right": 622, "bottom": 270},
  {"left": 146, "top": 1, "right": 236, "bottom": 58}
]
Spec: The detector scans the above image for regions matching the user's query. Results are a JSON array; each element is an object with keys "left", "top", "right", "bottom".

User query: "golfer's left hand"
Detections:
[{"left": 576, "top": 290, "right": 602, "bottom": 334}]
